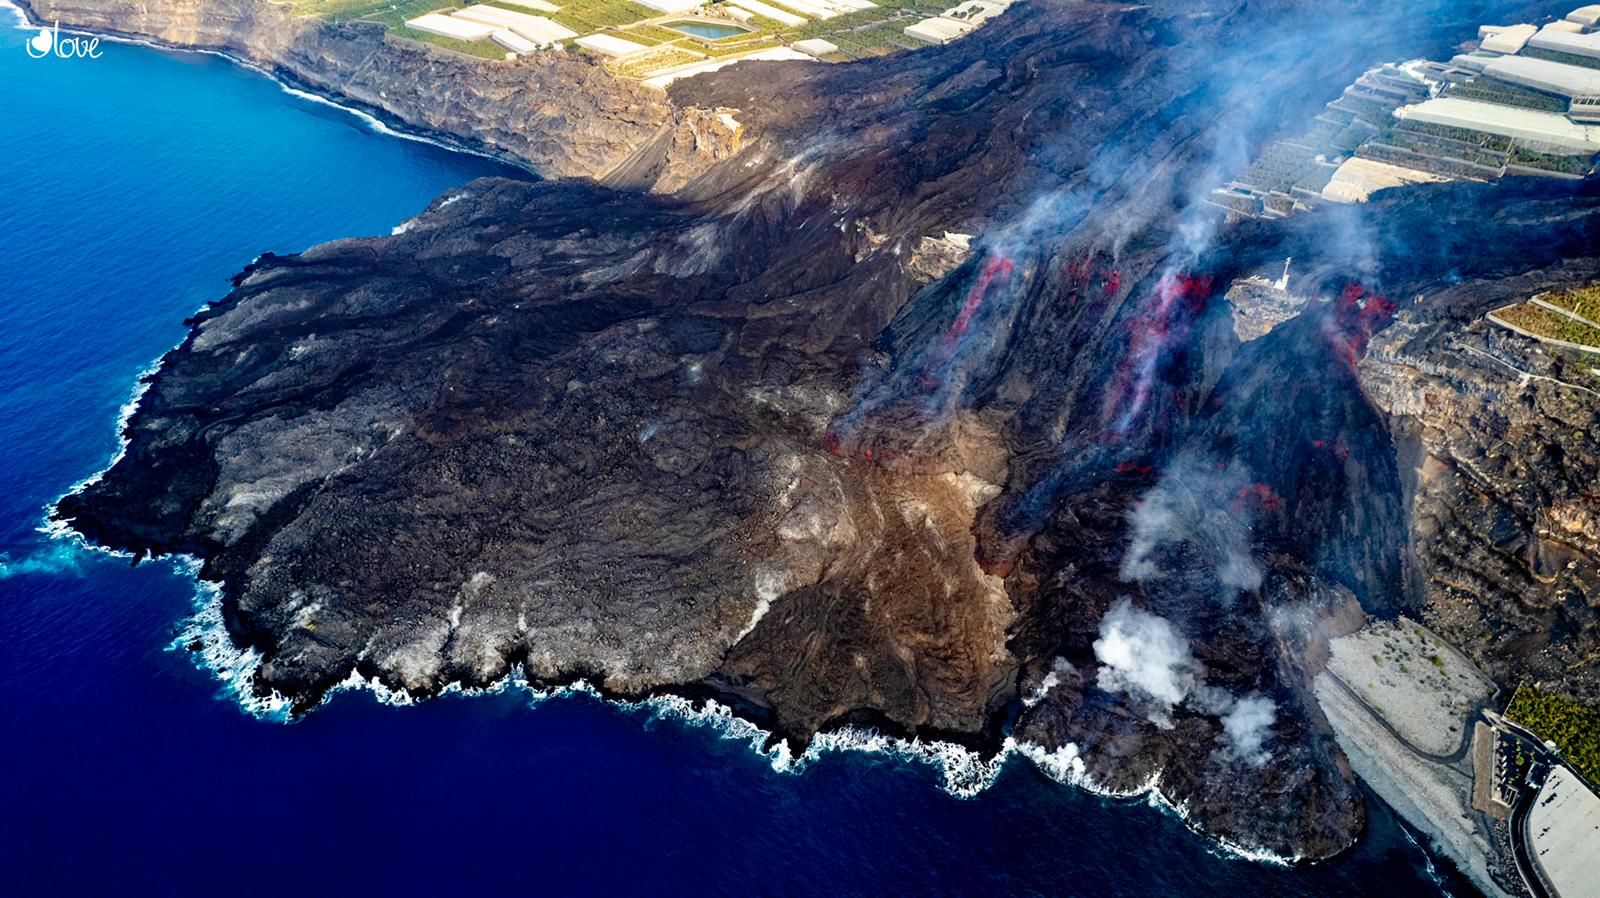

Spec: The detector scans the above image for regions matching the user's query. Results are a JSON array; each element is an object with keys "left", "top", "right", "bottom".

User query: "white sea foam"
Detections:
[
  {"left": 61, "top": 514, "right": 1305, "bottom": 870},
  {"left": 171, "top": 562, "right": 294, "bottom": 719},
  {"left": 168, "top": 592, "right": 1305, "bottom": 864},
  {"left": 46, "top": 356, "right": 162, "bottom": 509},
  {"left": 0, "top": 541, "right": 85, "bottom": 579},
  {"left": 1397, "top": 821, "right": 1451, "bottom": 895},
  {"left": 2, "top": 0, "right": 28, "bottom": 28},
  {"left": 149, "top": 560, "right": 1309, "bottom": 867}
]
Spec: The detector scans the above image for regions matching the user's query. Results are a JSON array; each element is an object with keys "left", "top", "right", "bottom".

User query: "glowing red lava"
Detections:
[
  {"left": 942, "top": 255, "right": 1016, "bottom": 352},
  {"left": 1101, "top": 271, "right": 1215, "bottom": 437},
  {"left": 1325, "top": 282, "right": 1397, "bottom": 368},
  {"left": 1232, "top": 482, "right": 1284, "bottom": 515}
]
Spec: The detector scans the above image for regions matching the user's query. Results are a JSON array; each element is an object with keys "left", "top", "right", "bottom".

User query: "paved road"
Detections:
[
  {"left": 1323, "top": 670, "right": 1480, "bottom": 766},
  {"left": 1507, "top": 745, "right": 1556, "bottom": 898}
]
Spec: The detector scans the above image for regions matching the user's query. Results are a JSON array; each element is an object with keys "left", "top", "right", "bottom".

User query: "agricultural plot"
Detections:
[
  {"left": 1507, "top": 685, "right": 1600, "bottom": 785},
  {"left": 278, "top": 0, "right": 1012, "bottom": 76},
  {"left": 1541, "top": 283, "right": 1600, "bottom": 324},
  {"left": 1491, "top": 300, "right": 1600, "bottom": 350}
]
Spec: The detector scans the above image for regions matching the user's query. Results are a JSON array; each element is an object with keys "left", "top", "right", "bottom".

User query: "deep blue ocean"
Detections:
[{"left": 0, "top": 13, "right": 1468, "bottom": 896}]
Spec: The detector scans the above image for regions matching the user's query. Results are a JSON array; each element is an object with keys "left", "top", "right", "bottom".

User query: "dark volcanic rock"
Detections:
[{"left": 56, "top": 0, "right": 1600, "bottom": 861}]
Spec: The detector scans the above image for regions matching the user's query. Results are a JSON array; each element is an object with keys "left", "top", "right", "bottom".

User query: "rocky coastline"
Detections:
[
  {"left": 40, "top": 0, "right": 1600, "bottom": 872},
  {"left": 12, "top": 0, "right": 749, "bottom": 186}
]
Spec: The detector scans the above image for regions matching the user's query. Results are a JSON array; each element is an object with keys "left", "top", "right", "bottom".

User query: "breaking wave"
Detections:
[
  {"left": 143, "top": 564, "right": 1304, "bottom": 866},
  {"left": 32, "top": 221, "right": 1304, "bottom": 882},
  {"left": 42, "top": 376, "right": 1301, "bottom": 870},
  {"left": 41, "top": 360, "right": 1302, "bottom": 871}
]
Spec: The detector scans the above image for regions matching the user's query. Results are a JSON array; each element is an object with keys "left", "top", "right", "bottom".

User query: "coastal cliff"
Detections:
[
  {"left": 47, "top": 0, "right": 1600, "bottom": 868},
  {"left": 15, "top": 0, "right": 742, "bottom": 184}
]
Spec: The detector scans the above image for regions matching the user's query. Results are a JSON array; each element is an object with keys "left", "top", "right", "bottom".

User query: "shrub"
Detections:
[{"left": 1507, "top": 685, "right": 1600, "bottom": 785}]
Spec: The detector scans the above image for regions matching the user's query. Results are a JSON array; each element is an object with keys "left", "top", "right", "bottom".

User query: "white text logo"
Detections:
[{"left": 25, "top": 22, "right": 101, "bottom": 59}]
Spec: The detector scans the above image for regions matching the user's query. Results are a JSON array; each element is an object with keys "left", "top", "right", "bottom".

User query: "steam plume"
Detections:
[
  {"left": 1120, "top": 453, "right": 1263, "bottom": 594},
  {"left": 1093, "top": 597, "right": 1200, "bottom": 728},
  {"left": 1220, "top": 694, "right": 1277, "bottom": 766}
]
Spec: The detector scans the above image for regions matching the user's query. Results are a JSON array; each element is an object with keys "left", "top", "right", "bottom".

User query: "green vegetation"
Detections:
[
  {"left": 417, "top": 31, "right": 517, "bottom": 56},
  {"left": 282, "top": 0, "right": 1002, "bottom": 70},
  {"left": 1443, "top": 78, "right": 1568, "bottom": 114},
  {"left": 794, "top": 5, "right": 895, "bottom": 39},
  {"left": 1542, "top": 284, "right": 1600, "bottom": 326},
  {"left": 282, "top": 0, "right": 400, "bottom": 22},
  {"left": 1457, "top": 78, "right": 1544, "bottom": 108},
  {"left": 619, "top": 23, "right": 687, "bottom": 44},
  {"left": 1330, "top": 93, "right": 1396, "bottom": 120},
  {"left": 1506, "top": 685, "right": 1600, "bottom": 785},
  {"left": 361, "top": 0, "right": 453, "bottom": 27},
  {"left": 341, "top": 0, "right": 515, "bottom": 57},
  {"left": 1394, "top": 119, "right": 1514, "bottom": 153},
  {"left": 543, "top": 0, "right": 660, "bottom": 34},
  {"left": 1508, "top": 144, "right": 1596, "bottom": 176},
  {"left": 1521, "top": 46, "right": 1600, "bottom": 71},
  {"left": 608, "top": 45, "right": 704, "bottom": 77},
  {"left": 822, "top": 20, "right": 921, "bottom": 56},
  {"left": 697, "top": 35, "right": 784, "bottom": 56},
  {"left": 1494, "top": 302, "right": 1600, "bottom": 349}
]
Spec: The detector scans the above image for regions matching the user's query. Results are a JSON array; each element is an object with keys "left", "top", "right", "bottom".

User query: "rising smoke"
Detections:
[
  {"left": 1093, "top": 598, "right": 1277, "bottom": 763},
  {"left": 1092, "top": 597, "right": 1199, "bottom": 728},
  {"left": 1220, "top": 694, "right": 1278, "bottom": 767},
  {"left": 1119, "top": 452, "right": 1263, "bottom": 594}
]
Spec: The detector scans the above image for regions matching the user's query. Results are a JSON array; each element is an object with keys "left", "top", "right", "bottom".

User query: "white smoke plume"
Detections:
[
  {"left": 1119, "top": 453, "right": 1263, "bottom": 594},
  {"left": 1092, "top": 598, "right": 1199, "bottom": 728},
  {"left": 1220, "top": 693, "right": 1277, "bottom": 766},
  {"left": 1092, "top": 599, "right": 1277, "bottom": 765}
]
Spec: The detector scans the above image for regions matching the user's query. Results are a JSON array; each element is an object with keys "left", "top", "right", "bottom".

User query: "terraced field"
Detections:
[
  {"left": 281, "top": 0, "right": 1000, "bottom": 69},
  {"left": 1491, "top": 300, "right": 1600, "bottom": 351},
  {"left": 1542, "top": 284, "right": 1600, "bottom": 326}
]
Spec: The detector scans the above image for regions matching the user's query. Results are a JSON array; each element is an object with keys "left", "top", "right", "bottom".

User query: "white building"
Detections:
[
  {"left": 633, "top": 0, "right": 707, "bottom": 12},
  {"left": 640, "top": 46, "right": 812, "bottom": 89},
  {"left": 1484, "top": 55, "right": 1600, "bottom": 97},
  {"left": 1395, "top": 96, "right": 1600, "bottom": 152},
  {"left": 792, "top": 38, "right": 839, "bottom": 57},
  {"left": 405, "top": 13, "right": 496, "bottom": 41},
  {"left": 496, "top": 0, "right": 562, "bottom": 11},
  {"left": 726, "top": 0, "right": 805, "bottom": 26},
  {"left": 574, "top": 33, "right": 648, "bottom": 56},
  {"left": 1525, "top": 767, "right": 1600, "bottom": 898},
  {"left": 904, "top": 16, "right": 974, "bottom": 44},
  {"left": 452, "top": 5, "right": 577, "bottom": 45},
  {"left": 490, "top": 28, "right": 541, "bottom": 54},
  {"left": 942, "top": 0, "right": 1006, "bottom": 24},
  {"left": 1478, "top": 22, "right": 1537, "bottom": 54},
  {"left": 1529, "top": 27, "right": 1600, "bottom": 61},
  {"left": 767, "top": 0, "right": 840, "bottom": 20},
  {"left": 1567, "top": 4, "right": 1600, "bottom": 26}
]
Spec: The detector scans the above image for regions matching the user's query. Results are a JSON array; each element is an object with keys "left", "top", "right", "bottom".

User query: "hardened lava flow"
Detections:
[{"left": 53, "top": 0, "right": 1600, "bottom": 868}]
